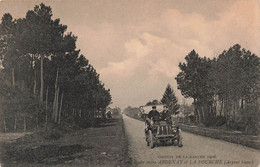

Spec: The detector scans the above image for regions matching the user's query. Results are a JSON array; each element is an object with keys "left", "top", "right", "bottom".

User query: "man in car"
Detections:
[
  {"left": 145, "top": 106, "right": 160, "bottom": 140},
  {"left": 147, "top": 105, "right": 160, "bottom": 120},
  {"left": 160, "top": 105, "right": 171, "bottom": 121},
  {"left": 145, "top": 106, "right": 160, "bottom": 127}
]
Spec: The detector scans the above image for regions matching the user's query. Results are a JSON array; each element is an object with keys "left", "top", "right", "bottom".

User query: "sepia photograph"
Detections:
[{"left": 0, "top": 0, "right": 259, "bottom": 166}]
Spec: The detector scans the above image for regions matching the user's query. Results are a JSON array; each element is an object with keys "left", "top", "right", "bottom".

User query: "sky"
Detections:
[{"left": 0, "top": 0, "right": 260, "bottom": 109}]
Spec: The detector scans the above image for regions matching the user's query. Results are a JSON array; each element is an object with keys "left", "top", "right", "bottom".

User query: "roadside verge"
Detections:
[{"left": 0, "top": 115, "right": 132, "bottom": 167}]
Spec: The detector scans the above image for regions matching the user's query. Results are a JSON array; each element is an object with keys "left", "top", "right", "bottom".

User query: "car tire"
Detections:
[{"left": 149, "top": 130, "right": 154, "bottom": 149}]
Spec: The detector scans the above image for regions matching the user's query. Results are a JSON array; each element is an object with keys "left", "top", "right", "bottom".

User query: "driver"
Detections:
[
  {"left": 147, "top": 105, "right": 160, "bottom": 120},
  {"left": 146, "top": 105, "right": 160, "bottom": 127}
]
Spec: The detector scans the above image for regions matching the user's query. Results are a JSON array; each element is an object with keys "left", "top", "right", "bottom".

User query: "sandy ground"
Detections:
[{"left": 123, "top": 114, "right": 260, "bottom": 167}]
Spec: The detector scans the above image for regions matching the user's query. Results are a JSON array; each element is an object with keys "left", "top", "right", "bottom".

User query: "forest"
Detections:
[
  {"left": 0, "top": 3, "right": 112, "bottom": 132},
  {"left": 176, "top": 45, "right": 260, "bottom": 135}
]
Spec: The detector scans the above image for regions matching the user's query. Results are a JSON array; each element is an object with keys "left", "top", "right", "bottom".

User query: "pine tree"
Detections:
[{"left": 161, "top": 84, "right": 180, "bottom": 114}]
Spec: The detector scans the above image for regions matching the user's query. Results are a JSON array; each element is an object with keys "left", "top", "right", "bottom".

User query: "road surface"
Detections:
[{"left": 122, "top": 114, "right": 260, "bottom": 167}]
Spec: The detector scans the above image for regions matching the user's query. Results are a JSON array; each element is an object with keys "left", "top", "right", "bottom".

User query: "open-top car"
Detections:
[{"left": 139, "top": 105, "right": 183, "bottom": 149}]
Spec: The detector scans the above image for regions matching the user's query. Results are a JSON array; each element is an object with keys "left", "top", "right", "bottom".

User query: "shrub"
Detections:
[
  {"left": 203, "top": 114, "right": 217, "bottom": 127},
  {"left": 215, "top": 116, "right": 227, "bottom": 126},
  {"left": 242, "top": 106, "right": 260, "bottom": 135},
  {"left": 188, "top": 115, "right": 195, "bottom": 123}
]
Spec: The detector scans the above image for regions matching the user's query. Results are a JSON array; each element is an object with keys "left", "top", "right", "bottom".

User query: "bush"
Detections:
[
  {"left": 215, "top": 116, "right": 227, "bottom": 126},
  {"left": 203, "top": 114, "right": 217, "bottom": 127},
  {"left": 187, "top": 115, "right": 195, "bottom": 123},
  {"left": 242, "top": 106, "right": 260, "bottom": 135},
  {"left": 228, "top": 119, "right": 245, "bottom": 131},
  {"left": 43, "top": 130, "right": 63, "bottom": 140}
]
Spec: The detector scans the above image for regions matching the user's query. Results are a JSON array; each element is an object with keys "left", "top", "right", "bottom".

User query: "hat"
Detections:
[{"left": 152, "top": 106, "right": 156, "bottom": 109}]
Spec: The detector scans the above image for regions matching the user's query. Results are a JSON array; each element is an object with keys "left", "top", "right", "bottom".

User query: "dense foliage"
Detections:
[
  {"left": 0, "top": 3, "right": 111, "bottom": 132},
  {"left": 176, "top": 44, "right": 260, "bottom": 134}
]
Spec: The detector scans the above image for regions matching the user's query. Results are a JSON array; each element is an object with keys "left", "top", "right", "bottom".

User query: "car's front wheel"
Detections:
[{"left": 149, "top": 130, "right": 155, "bottom": 149}]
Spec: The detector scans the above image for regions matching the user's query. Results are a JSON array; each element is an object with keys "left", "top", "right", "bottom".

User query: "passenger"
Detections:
[{"left": 161, "top": 105, "right": 171, "bottom": 121}]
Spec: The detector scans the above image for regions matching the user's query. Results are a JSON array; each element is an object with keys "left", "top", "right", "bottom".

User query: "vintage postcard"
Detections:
[{"left": 0, "top": 0, "right": 259, "bottom": 166}]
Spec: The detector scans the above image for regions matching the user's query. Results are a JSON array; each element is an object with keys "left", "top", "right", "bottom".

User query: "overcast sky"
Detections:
[{"left": 1, "top": 0, "right": 260, "bottom": 109}]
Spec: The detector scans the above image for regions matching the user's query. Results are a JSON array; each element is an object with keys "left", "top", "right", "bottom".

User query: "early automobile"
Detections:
[{"left": 139, "top": 105, "right": 183, "bottom": 149}]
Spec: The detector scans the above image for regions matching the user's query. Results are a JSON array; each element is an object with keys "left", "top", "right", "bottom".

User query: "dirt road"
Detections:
[{"left": 123, "top": 114, "right": 260, "bottom": 167}]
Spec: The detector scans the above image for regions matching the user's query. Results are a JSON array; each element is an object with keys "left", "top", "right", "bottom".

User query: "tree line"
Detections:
[
  {"left": 146, "top": 84, "right": 180, "bottom": 114},
  {"left": 176, "top": 44, "right": 260, "bottom": 134},
  {"left": 124, "top": 84, "right": 180, "bottom": 119},
  {"left": 0, "top": 3, "right": 111, "bottom": 132}
]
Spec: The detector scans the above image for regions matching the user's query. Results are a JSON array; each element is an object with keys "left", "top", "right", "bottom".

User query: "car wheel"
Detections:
[
  {"left": 178, "top": 137, "right": 183, "bottom": 147},
  {"left": 149, "top": 130, "right": 154, "bottom": 149},
  {"left": 178, "top": 140, "right": 183, "bottom": 147}
]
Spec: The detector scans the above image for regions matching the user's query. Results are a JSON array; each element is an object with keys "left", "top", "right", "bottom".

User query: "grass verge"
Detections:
[
  {"left": 179, "top": 124, "right": 260, "bottom": 149},
  {"left": 0, "top": 115, "right": 132, "bottom": 167}
]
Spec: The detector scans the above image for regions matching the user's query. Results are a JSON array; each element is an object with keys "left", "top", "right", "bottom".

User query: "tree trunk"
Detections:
[
  {"left": 55, "top": 87, "right": 60, "bottom": 123},
  {"left": 193, "top": 98, "right": 199, "bottom": 123},
  {"left": 241, "top": 98, "right": 244, "bottom": 110},
  {"left": 52, "top": 92, "right": 57, "bottom": 120},
  {"left": 33, "top": 73, "right": 36, "bottom": 95},
  {"left": 45, "top": 86, "right": 49, "bottom": 126},
  {"left": 198, "top": 107, "right": 202, "bottom": 123},
  {"left": 4, "top": 116, "right": 7, "bottom": 132},
  {"left": 14, "top": 114, "right": 17, "bottom": 131},
  {"left": 224, "top": 99, "right": 227, "bottom": 119},
  {"left": 36, "top": 110, "right": 39, "bottom": 128},
  {"left": 40, "top": 54, "right": 44, "bottom": 102},
  {"left": 233, "top": 100, "right": 236, "bottom": 120},
  {"left": 12, "top": 68, "right": 15, "bottom": 86},
  {"left": 58, "top": 92, "right": 64, "bottom": 124},
  {"left": 52, "top": 69, "right": 59, "bottom": 121},
  {"left": 79, "top": 109, "right": 82, "bottom": 118},
  {"left": 201, "top": 105, "right": 205, "bottom": 123},
  {"left": 102, "top": 108, "right": 106, "bottom": 120},
  {"left": 91, "top": 109, "right": 95, "bottom": 126},
  {"left": 23, "top": 115, "right": 26, "bottom": 132},
  {"left": 220, "top": 98, "right": 223, "bottom": 116}
]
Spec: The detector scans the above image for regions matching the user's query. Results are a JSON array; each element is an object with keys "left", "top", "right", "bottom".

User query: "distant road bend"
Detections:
[{"left": 122, "top": 114, "right": 260, "bottom": 167}]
